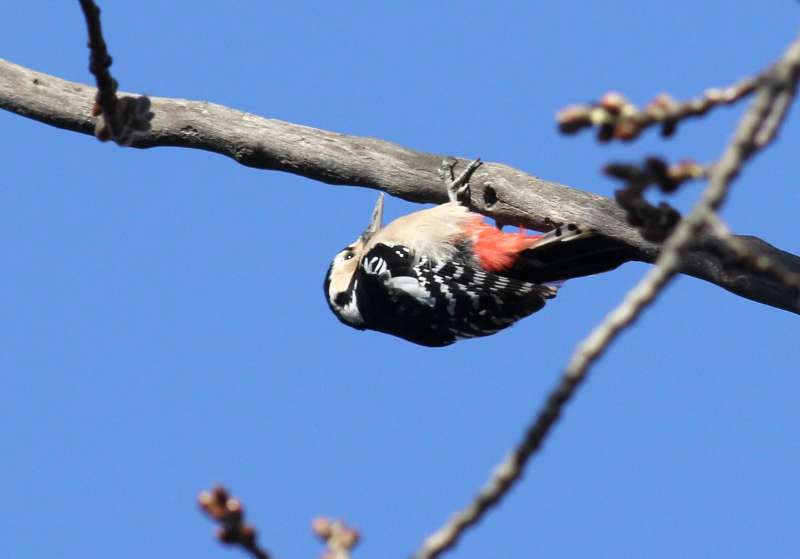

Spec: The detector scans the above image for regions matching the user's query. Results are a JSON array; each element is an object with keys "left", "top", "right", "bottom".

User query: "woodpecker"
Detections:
[{"left": 324, "top": 160, "right": 629, "bottom": 347}]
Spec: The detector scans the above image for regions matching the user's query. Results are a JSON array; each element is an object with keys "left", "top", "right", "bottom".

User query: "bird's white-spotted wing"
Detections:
[{"left": 356, "top": 243, "right": 556, "bottom": 346}]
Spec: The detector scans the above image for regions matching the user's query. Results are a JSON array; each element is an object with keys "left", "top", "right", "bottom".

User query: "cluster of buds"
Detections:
[
  {"left": 605, "top": 157, "right": 707, "bottom": 193},
  {"left": 605, "top": 157, "right": 707, "bottom": 243},
  {"left": 557, "top": 78, "right": 757, "bottom": 142},
  {"left": 557, "top": 92, "right": 650, "bottom": 141},
  {"left": 81, "top": 0, "right": 153, "bottom": 146},
  {"left": 198, "top": 486, "right": 271, "bottom": 559},
  {"left": 91, "top": 94, "right": 153, "bottom": 146},
  {"left": 312, "top": 517, "right": 360, "bottom": 559}
]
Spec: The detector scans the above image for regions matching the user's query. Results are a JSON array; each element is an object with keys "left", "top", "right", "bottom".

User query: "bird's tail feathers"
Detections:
[{"left": 512, "top": 226, "right": 631, "bottom": 284}]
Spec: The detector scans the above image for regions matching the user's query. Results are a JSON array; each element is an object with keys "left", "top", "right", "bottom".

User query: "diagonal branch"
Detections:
[
  {"left": 413, "top": 33, "right": 800, "bottom": 559},
  {"left": 0, "top": 59, "right": 798, "bottom": 313}
]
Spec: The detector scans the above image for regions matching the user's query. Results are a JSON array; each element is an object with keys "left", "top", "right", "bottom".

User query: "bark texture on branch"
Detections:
[{"left": 1, "top": 59, "right": 798, "bottom": 313}]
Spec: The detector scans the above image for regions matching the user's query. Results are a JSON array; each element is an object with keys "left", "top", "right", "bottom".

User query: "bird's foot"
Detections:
[{"left": 439, "top": 157, "right": 482, "bottom": 205}]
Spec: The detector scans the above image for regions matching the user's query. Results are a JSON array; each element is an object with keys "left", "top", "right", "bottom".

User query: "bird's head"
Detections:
[{"left": 323, "top": 193, "right": 384, "bottom": 326}]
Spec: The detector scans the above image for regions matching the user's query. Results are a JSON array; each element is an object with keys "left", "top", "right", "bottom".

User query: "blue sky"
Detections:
[{"left": 2, "top": 2, "right": 798, "bottom": 558}]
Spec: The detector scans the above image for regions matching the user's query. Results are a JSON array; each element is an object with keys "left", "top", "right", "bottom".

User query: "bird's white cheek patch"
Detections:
[
  {"left": 332, "top": 279, "right": 365, "bottom": 326},
  {"left": 337, "top": 297, "right": 364, "bottom": 326}
]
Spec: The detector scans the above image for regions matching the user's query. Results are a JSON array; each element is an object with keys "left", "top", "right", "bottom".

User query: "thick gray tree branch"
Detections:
[{"left": 1, "top": 58, "right": 798, "bottom": 313}]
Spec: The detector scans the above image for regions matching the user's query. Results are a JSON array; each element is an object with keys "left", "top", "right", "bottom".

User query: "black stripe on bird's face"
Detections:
[
  {"left": 324, "top": 242, "right": 367, "bottom": 328},
  {"left": 334, "top": 291, "right": 352, "bottom": 307}
]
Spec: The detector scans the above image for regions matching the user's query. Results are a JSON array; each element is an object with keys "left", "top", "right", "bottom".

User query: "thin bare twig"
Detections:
[
  {"left": 198, "top": 485, "right": 274, "bottom": 559},
  {"left": 77, "top": 0, "right": 152, "bottom": 145},
  {"left": 754, "top": 57, "right": 800, "bottom": 147},
  {"left": 414, "top": 34, "right": 800, "bottom": 559},
  {"left": 605, "top": 158, "right": 709, "bottom": 194},
  {"left": 557, "top": 76, "right": 759, "bottom": 142}
]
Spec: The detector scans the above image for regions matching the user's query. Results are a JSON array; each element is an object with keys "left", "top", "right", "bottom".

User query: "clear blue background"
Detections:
[{"left": 2, "top": 2, "right": 798, "bottom": 558}]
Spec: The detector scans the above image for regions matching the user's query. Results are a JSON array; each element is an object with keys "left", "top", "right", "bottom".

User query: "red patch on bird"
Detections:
[{"left": 465, "top": 217, "right": 541, "bottom": 272}]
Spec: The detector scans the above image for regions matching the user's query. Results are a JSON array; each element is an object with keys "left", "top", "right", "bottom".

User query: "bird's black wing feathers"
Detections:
[
  {"left": 356, "top": 243, "right": 555, "bottom": 347},
  {"left": 512, "top": 234, "right": 631, "bottom": 283}
]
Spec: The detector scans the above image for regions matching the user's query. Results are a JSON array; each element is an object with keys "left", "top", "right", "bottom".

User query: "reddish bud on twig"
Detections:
[
  {"left": 312, "top": 517, "right": 361, "bottom": 559},
  {"left": 599, "top": 91, "right": 628, "bottom": 114},
  {"left": 198, "top": 485, "right": 273, "bottom": 559},
  {"left": 312, "top": 517, "right": 334, "bottom": 539},
  {"left": 556, "top": 75, "right": 759, "bottom": 142}
]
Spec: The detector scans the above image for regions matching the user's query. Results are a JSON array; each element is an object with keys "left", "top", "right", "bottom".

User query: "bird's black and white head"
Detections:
[{"left": 323, "top": 194, "right": 384, "bottom": 328}]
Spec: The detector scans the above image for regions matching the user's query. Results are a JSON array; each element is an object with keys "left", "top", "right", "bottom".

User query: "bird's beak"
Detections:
[{"left": 360, "top": 193, "right": 384, "bottom": 243}]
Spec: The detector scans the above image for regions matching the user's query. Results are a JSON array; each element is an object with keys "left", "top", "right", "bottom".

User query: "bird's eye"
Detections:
[{"left": 344, "top": 252, "right": 354, "bottom": 260}]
